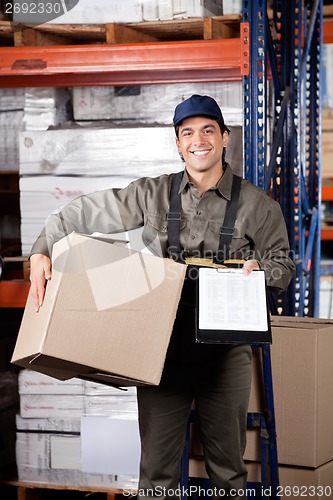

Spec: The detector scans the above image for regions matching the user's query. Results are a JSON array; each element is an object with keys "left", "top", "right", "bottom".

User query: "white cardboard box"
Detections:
[
  {"left": 18, "top": 369, "right": 84, "bottom": 395},
  {"left": 16, "top": 431, "right": 139, "bottom": 489}
]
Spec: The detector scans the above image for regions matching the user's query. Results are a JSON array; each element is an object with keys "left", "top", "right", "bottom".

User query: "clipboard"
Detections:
[{"left": 195, "top": 267, "right": 272, "bottom": 344}]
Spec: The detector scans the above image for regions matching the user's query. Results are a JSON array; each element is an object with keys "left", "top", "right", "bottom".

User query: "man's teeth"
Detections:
[{"left": 192, "top": 150, "right": 209, "bottom": 156}]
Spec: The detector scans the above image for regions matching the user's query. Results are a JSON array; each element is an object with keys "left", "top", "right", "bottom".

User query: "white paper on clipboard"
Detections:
[{"left": 198, "top": 268, "right": 268, "bottom": 332}]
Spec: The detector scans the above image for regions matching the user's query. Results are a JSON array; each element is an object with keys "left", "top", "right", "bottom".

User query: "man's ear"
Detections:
[{"left": 222, "top": 130, "right": 229, "bottom": 147}]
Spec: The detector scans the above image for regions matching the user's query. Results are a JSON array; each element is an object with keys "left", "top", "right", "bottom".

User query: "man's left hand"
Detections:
[{"left": 242, "top": 259, "right": 260, "bottom": 275}]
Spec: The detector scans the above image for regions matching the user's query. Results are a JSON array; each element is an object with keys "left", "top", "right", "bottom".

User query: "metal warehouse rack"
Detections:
[
  {"left": 0, "top": 1, "right": 327, "bottom": 498},
  {"left": 243, "top": 0, "right": 322, "bottom": 318}
]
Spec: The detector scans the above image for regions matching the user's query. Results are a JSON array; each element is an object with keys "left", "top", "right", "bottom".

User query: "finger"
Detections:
[
  {"left": 44, "top": 265, "right": 52, "bottom": 281},
  {"left": 32, "top": 273, "right": 49, "bottom": 312},
  {"left": 31, "top": 282, "right": 42, "bottom": 312},
  {"left": 242, "top": 262, "right": 252, "bottom": 275}
]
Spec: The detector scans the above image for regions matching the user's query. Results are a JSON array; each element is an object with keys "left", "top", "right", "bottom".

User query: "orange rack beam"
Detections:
[
  {"left": 324, "top": 19, "right": 333, "bottom": 45},
  {"left": 0, "top": 33, "right": 249, "bottom": 87},
  {"left": 0, "top": 281, "right": 30, "bottom": 308},
  {"left": 322, "top": 186, "right": 333, "bottom": 202},
  {"left": 321, "top": 228, "right": 333, "bottom": 241}
]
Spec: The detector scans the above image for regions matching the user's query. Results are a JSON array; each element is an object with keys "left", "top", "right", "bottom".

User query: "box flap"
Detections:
[{"left": 271, "top": 315, "right": 333, "bottom": 330}]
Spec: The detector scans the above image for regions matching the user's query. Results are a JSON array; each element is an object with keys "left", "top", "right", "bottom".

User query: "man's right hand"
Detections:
[{"left": 29, "top": 253, "right": 52, "bottom": 312}]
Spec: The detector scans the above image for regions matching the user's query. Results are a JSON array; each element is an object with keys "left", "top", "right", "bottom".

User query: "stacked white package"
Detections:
[
  {"left": 143, "top": 0, "right": 224, "bottom": 20},
  {"left": 18, "top": 370, "right": 138, "bottom": 419},
  {"left": 18, "top": 369, "right": 85, "bottom": 418},
  {"left": 12, "top": 0, "right": 224, "bottom": 24},
  {"left": 16, "top": 370, "right": 139, "bottom": 488},
  {"left": 0, "top": 88, "right": 25, "bottom": 111},
  {"left": 73, "top": 82, "right": 242, "bottom": 124},
  {"left": 19, "top": 125, "right": 180, "bottom": 177},
  {"left": 19, "top": 174, "right": 141, "bottom": 256},
  {"left": 322, "top": 44, "right": 333, "bottom": 109},
  {"left": 16, "top": 430, "right": 138, "bottom": 489},
  {"left": 18, "top": 368, "right": 84, "bottom": 395},
  {"left": 19, "top": 393, "right": 138, "bottom": 419},
  {"left": 23, "top": 88, "right": 72, "bottom": 131},
  {"left": 0, "top": 110, "right": 24, "bottom": 172},
  {"left": 84, "top": 381, "right": 137, "bottom": 397},
  {"left": 222, "top": 0, "right": 242, "bottom": 15},
  {"left": 186, "top": 0, "right": 224, "bottom": 18},
  {"left": 14, "top": 0, "right": 144, "bottom": 24}
]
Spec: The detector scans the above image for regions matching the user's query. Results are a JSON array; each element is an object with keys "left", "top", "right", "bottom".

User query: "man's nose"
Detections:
[{"left": 192, "top": 130, "right": 205, "bottom": 144}]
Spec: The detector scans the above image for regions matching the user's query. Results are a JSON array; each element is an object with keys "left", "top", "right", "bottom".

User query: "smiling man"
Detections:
[
  {"left": 29, "top": 94, "right": 295, "bottom": 499},
  {"left": 175, "top": 96, "right": 229, "bottom": 190}
]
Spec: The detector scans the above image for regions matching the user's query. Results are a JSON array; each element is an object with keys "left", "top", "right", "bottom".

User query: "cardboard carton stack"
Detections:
[
  {"left": 16, "top": 369, "right": 139, "bottom": 489},
  {"left": 189, "top": 317, "right": 333, "bottom": 498}
]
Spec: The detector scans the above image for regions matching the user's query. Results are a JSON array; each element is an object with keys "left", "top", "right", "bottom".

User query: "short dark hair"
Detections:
[{"left": 175, "top": 118, "right": 230, "bottom": 139}]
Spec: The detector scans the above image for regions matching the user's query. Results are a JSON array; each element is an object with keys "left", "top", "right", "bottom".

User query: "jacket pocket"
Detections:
[
  {"left": 142, "top": 213, "right": 187, "bottom": 257},
  {"left": 207, "top": 220, "right": 252, "bottom": 260}
]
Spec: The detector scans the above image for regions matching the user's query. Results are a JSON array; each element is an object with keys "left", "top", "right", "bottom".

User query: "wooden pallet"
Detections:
[
  {"left": 0, "top": 15, "right": 241, "bottom": 47},
  {"left": 1, "top": 4, "right": 332, "bottom": 47},
  {"left": 0, "top": 479, "right": 133, "bottom": 500}
]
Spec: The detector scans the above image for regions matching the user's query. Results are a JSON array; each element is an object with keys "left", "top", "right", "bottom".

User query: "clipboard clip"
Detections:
[{"left": 215, "top": 268, "right": 240, "bottom": 273}]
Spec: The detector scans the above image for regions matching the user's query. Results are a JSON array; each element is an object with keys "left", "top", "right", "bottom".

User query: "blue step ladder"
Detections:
[{"left": 180, "top": 344, "right": 279, "bottom": 500}]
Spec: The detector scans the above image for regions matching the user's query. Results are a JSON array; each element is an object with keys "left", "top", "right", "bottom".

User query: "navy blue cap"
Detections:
[{"left": 173, "top": 94, "right": 225, "bottom": 128}]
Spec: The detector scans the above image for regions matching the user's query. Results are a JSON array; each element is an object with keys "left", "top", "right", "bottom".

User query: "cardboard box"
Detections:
[
  {"left": 246, "top": 461, "right": 333, "bottom": 498},
  {"left": 246, "top": 317, "right": 333, "bottom": 468},
  {"left": 189, "top": 459, "right": 333, "bottom": 499},
  {"left": 191, "top": 317, "right": 333, "bottom": 468},
  {"left": 12, "top": 232, "right": 186, "bottom": 387}
]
